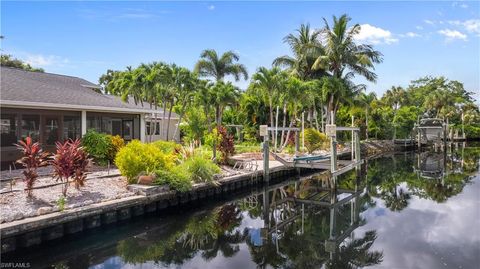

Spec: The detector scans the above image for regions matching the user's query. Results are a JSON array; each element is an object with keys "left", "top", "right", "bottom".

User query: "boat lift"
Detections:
[{"left": 260, "top": 122, "right": 363, "bottom": 180}]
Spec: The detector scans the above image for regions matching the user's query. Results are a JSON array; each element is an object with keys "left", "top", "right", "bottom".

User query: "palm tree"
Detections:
[
  {"left": 211, "top": 81, "right": 240, "bottom": 127},
  {"left": 273, "top": 24, "right": 325, "bottom": 80},
  {"left": 171, "top": 68, "right": 197, "bottom": 141},
  {"left": 384, "top": 86, "right": 407, "bottom": 139},
  {"left": 313, "top": 14, "right": 383, "bottom": 124},
  {"left": 195, "top": 49, "right": 248, "bottom": 82},
  {"left": 356, "top": 92, "right": 377, "bottom": 140},
  {"left": 251, "top": 67, "right": 284, "bottom": 140},
  {"left": 195, "top": 49, "right": 247, "bottom": 159}
]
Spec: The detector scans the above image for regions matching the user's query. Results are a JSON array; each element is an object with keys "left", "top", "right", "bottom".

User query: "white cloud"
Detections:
[
  {"left": 24, "top": 54, "right": 69, "bottom": 67},
  {"left": 404, "top": 32, "right": 421, "bottom": 38},
  {"left": 355, "top": 24, "right": 399, "bottom": 45},
  {"left": 424, "top": 19, "right": 435, "bottom": 25},
  {"left": 449, "top": 19, "right": 480, "bottom": 36},
  {"left": 207, "top": 5, "right": 215, "bottom": 10},
  {"left": 460, "top": 3, "right": 468, "bottom": 8},
  {"left": 437, "top": 29, "right": 468, "bottom": 41},
  {"left": 416, "top": 25, "right": 424, "bottom": 30}
]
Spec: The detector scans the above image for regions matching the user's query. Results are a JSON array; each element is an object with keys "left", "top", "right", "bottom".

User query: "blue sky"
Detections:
[{"left": 1, "top": 1, "right": 479, "bottom": 100}]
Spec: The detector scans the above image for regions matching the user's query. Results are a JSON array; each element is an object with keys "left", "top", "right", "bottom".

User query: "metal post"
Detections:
[
  {"left": 295, "top": 130, "right": 300, "bottom": 157},
  {"left": 275, "top": 106, "right": 279, "bottom": 152},
  {"left": 301, "top": 112, "right": 305, "bottom": 152},
  {"left": 351, "top": 116, "right": 355, "bottom": 160},
  {"left": 330, "top": 137, "right": 337, "bottom": 173},
  {"left": 263, "top": 134, "right": 270, "bottom": 183},
  {"left": 355, "top": 131, "right": 361, "bottom": 163}
]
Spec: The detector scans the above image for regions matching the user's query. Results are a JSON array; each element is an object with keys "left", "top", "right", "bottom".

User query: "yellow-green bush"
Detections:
[
  {"left": 302, "top": 128, "right": 329, "bottom": 153},
  {"left": 107, "top": 135, "right": 125, "bottom": 162},
  {"left": 152, "top": 140, "right": 182, "bottom": 154},
  {"left": 115, "top": 140, "right": 175, "bottom": 183}
]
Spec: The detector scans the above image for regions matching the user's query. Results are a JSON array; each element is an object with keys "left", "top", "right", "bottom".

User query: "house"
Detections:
[{"left": 0, "top": 66, "right": 179, "bottom": 166}]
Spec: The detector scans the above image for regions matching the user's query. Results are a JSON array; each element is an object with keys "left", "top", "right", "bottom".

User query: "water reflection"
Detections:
[{"left": 3, "top": 143, "right": 479, "bottom": 269}]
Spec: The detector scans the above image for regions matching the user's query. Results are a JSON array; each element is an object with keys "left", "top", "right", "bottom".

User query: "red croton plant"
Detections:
[
  {"left": 217, "top": 126, "right": 235, "bottom": 164},
  {"left": 15, "top": 137, "right": 50, "bottom": 197},
  {"left": 52, "top": 139, "right": 92, "bottom": 196}
]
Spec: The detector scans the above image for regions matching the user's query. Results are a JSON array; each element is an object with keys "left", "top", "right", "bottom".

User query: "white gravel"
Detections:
[{"left": 0, "top": 175, "right": 134, "bottom": 223}]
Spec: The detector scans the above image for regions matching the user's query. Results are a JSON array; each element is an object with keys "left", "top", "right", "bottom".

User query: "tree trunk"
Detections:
[
  {"left": 166, "top": 101, "right": 174, "bottom": 141},
  {"left": 281, "top": 118, "right": 295, "bottom": 150},
  {"left": 172, "top": 99, "right": 188, "bottom": 142},
  {"left": 321, "top": 105, "right": 324, "bottom": 133},
  {"left": 161, "top": 102, "right": 167, "bottom": 140},
  {"left": 365, "top": 107, "right": 369, "bottom": 140},
  {"left": 269, "top": 101, "right": 274, "bottom": 141},
  {"left": 280, "top": 103, "right": 287, "bottom": 146}
]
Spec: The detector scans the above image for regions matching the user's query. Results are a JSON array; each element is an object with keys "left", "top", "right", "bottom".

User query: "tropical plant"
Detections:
[
  {"left": 182, "top": 155, "right": 221, "bottom": 184},
  {"left": 154, "top": 167, "right": 192, "bottom": 192},
  {"left": 313, "top": 14, "right": 383, "bottom": 124},
  {"left": 14, "top": 137, "right": 49, "bottom": 197},
  {"left": 194, "top": 49, "right": 248, "bottom": 82},
  {"left": 1, "top": 54, "right": 44, "bottom": 72},
  {"left": 115, "top": 140, "right": 175, "bottom": 183},
  {"left": 356, "top": 92, "right": 377, "bottom": 140},
  {"left": 217, "top": 126, "right": 235, "bottom": 163},
  {"left": 302, "top": 128, "right": 328, "bottom": 153},
  {"left": 273, "top": 23, "right": 324, "bottom": 80},
  {"left": 81, "top": 130, "right": 113, "bottom": 165},
  {"left": 107, "top": 135, "right": 125, "bottom": 162},
  {"left": 51, "top": 139, "right": 91, "bottom": 196}
]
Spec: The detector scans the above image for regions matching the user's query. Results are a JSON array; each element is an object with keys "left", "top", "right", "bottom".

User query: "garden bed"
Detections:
[{"left": 0, "top": 175, "right": 133, "bottom": 223}]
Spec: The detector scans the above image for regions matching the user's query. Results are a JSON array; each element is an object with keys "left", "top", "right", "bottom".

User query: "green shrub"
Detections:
[
  {"left": 154, "top": 167, "right": 192, "bottom": 192},
  {"left": 464, "top": 125, "right": 480, "bottom": 139},
  {"left": 183, "top": 156, "right": 220, "bottom": 184},
  {"left": 152, "top": 140, "right": 181, "bottom": 155},
  {"left": 82, "top": 130, "right": 113, "bottom": 165},
  {"left": 302, "top": 128, "right": 329, "bottom": 154},
  {"left": 107, "top": 135, "right": 125, "bottom": 162},
  {"left": 115, "top": 140, "right": 174, "bottom": 183}
]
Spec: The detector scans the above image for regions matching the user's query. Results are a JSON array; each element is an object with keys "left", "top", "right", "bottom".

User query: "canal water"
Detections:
[{"left": 3, "top": 143, "right": 479, "bottom": 269}]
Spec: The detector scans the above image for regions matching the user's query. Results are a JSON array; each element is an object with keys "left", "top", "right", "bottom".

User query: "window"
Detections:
[
  {"left": 87, "top": 116, "right": 102, "bottom": 133},
  {"left": 21, "top": 115, "right": 40, "bottom": 142},
  {"left": 146, "top": 121, "right": 161, "bottom": 135},
  {"left": 1, "top": 114, "right": 17, "bottom": 147},
  {"left": 64, "top": 116, "right": 80, "bottom": 140},
  {"left": 44, "top": 116, "right": 60, "bottom": 145},
  {"left": 123, "top": 120, "right": 133, "bottom": 140}
]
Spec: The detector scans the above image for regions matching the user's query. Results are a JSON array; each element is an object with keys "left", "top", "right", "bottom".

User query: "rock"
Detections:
[
  {"left": 37, "top": 207, "right": 53, "bottom": 215},
  {"left": 13, "top": 212, "right": 24, "bottom": 220},
  {"left": 83, "top": 200, "right": 93, "bottom": 206},
  {"left": 137, "top": 175, "right": 155, "bottom": 185}
]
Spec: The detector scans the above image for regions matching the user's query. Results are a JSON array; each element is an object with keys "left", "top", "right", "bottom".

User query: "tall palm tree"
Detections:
[
  {"left": 273, "top": 24, "right": 325, "bottom": 80},
  {"left": 384, "top": 86, "right": 407, "bottom": 139},
  {"left": 194, "top": 49, "right": 248, "bottom": 82},
  {"left": 171, "top": 67, "right": 197, "bottom": 141},
  {"left": 313, "top": 14, "right": 383, "bottom": 124},
  {"left": 195, "top": 49, "right": 247, "bottom": 159},
  {"left": 252, "top": 67, "right": 284, "bottom": 140},
  {"left": 211, "top": 81, "right": 240, "bottom": 127},
  {"left": 356, "top": 92, "right": 377, "bottom": 140}
]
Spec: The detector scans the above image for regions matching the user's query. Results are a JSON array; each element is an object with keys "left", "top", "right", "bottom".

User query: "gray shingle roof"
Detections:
[{"left": 0, "top": 66, "right": 178, "bottom": 117}]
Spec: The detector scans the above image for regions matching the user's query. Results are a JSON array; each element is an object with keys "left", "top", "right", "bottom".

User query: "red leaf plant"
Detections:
[
  {"left": 217, "top": 126, "right": 235, "bottom": 164},
  {"left": 14, "top": 137, "right": 50, "bottom": 197},
  {"left": 52, "top": 139, "right": 92, "bottom": 196}
]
